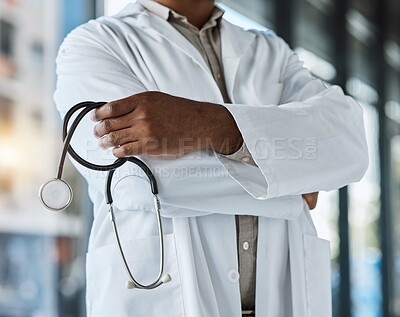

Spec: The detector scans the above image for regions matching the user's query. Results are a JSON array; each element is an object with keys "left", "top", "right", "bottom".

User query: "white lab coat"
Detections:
[{"left": 54, "top": 2, "right": 368, "bottom": 317}]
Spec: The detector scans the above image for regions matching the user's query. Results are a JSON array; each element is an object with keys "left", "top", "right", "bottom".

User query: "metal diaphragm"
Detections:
[{"left": 39, "top": 178, "right": 73, "bottom": 211}]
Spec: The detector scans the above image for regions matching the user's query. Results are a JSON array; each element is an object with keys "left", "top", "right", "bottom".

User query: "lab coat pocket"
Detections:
[
  {"left": 85, "top": 233, "right": 184, "bottom": 317},
  {"left": 303, "top": 234, "right": 332, "bottom": 317}
]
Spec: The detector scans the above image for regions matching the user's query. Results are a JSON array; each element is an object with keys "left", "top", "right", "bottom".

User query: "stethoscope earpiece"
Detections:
[
  {"left": 39, "top": 178, "right": 73, "bottom": 211},
  {"left": 161, "top": 274, "right": 172, "bottom": 284},
  {"left": 125, "top": 274, "right": 172, "bottom": 290}
]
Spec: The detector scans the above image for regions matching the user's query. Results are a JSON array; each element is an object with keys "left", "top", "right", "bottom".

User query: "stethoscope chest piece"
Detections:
[{"left": 39, "top": 178, "right": 73, "bottom": 211}]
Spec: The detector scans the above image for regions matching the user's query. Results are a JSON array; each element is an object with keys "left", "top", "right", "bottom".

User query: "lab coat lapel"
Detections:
[
  {"left": 220, "top": 20, "right": 256, "bottom": 103},
  {"left": 136, "top": 11, "right": 212, "bottom": 78},
  {"left": 134, "top": 10, "right": 225, "bottom": 102}
]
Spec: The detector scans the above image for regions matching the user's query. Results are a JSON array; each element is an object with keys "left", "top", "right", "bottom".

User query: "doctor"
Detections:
[{"left": 54, "top": 0, "right": 368, "bottom": 316}]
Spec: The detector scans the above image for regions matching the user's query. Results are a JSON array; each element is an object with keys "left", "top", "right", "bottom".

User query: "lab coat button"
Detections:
[
  {"left": 227, "top": 269, "right": 240, "bottom": 283},
  {"left": 241, "top": 156, "right": 251, "bottom": 163},
  {"left": 243, "top": 241, "right": 250, "bottom": 250}
]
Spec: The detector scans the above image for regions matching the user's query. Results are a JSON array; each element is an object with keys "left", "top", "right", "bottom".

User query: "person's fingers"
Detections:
[
  {"left": 91, "top": 95, "right": 139, "bottom": 121},
  {"left": 98, "top": 127, "right": 139, "bottom": 149},
  {"left": 93, "top": 115, "right": 133, "bottom": 139},
  {"left": 112, "top": 138, "right": 161, "bottom": 157},
  {"left": 302, "top": 192, "right": 319, "bottom": 210},
  {"left": 112, "top": 140, "right": 143, "bottom": 158}
]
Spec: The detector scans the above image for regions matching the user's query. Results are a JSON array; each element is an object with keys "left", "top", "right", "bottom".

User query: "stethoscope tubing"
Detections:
[
  {"left": 49, "top": 101, "right": 168, "bottom": 290},
  {"left": 109, "top": 199, "right": 165, "bottom": 289},
  {"left": 58, "top": 101, "right": 127, "bottom": 179}
]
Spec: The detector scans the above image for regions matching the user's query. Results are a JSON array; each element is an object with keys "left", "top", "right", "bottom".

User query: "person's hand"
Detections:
[
  {"left": 91, "top": 91, "right": 242, "bottom": 157},
  {"left": 302, "top": 192, "right": 319, "bottom": 210}
]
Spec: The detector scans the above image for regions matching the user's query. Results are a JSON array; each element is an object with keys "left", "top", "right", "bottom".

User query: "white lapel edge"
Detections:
[{"left": 220, "top": 20, "right": 256, "bottom": 103}]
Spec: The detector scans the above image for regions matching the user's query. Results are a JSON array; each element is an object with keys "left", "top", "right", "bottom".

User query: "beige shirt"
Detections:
[{"left": 138, "top": 0, "right": 258, "bottom": 312}]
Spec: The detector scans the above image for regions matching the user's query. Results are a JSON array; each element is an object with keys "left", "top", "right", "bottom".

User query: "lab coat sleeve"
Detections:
[
  {"left": 215, "top": 33, "right": 369, "bottom": 199},
  {"left": 53, "top": 21, "right": 304, "bottom": 220}
]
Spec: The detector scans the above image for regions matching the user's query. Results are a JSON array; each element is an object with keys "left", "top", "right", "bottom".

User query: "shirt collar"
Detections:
[{"left": 137, "top": 0, "right": 224, "bottom": 29}]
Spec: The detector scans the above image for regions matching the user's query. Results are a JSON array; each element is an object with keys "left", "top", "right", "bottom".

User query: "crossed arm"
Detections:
[
  {"left": 90, "top": 91, "right": 319, "bottom": 209},
  {"left": 54, "top": 24, "right": 367, "bottom": 217}
]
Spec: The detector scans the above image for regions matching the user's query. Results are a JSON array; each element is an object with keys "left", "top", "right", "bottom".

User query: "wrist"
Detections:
[{"left": 196, "top": 102, "right": 243, "bottom": 154}]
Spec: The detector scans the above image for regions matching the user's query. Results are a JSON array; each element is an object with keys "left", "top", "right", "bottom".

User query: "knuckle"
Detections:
[
  {"left": 121, "top": 145, "right": 132, "bottom": 156},
  {"left": 138, "top": 104, "right": 149, "bottom": 117},
  {"left": 108, "top": 131, "right": 119, "bottom": 145},
  {"left": 141, "top": 123, "right": 153, "bottom": 138},
  {"left": 106, "top": 102, "right": 116, "bottom": 114},
  {"left": 138, "top": 91, "right": 150, "bottom": 101},
  {"left": 103, "top": 119, "right": 113, "bottom": 132},
  {"left": 130, "top": 94, "right": 140, "bottom": 105},
  {"left": 142, "top": 92, "right": 153, "bottom": 104},
  {"left": 137, "top": 96, "right": 152, "bottom": 112}
]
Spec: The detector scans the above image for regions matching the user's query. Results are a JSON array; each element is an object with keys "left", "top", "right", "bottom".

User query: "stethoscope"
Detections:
[{"left": 39, "top": 101, "right": 171, "bottom": 290}]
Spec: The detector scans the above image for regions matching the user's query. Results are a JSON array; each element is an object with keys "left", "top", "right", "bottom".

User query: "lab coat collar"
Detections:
[
  {"left": 117, "top": 2, "right": 255, "bottom": 58},
  {"left": 136, "top": 0, "right": 170, "bottom": 20},
  {"left": 137, "top": 0, "right": 225, "bottom": 28}
]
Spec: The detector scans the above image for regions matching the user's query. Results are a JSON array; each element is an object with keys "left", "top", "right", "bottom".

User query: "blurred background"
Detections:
[{"left": 0, "top": 0, "right": 398, "bottom": 316}]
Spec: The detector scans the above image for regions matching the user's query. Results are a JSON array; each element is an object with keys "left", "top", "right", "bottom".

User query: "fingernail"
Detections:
[
  {"left": 98, "top": 135, "right": 108, "bottom": 149},
  {"left": 112, "top": 147, "right": 122, "bottom": 157},
  {"left": 90, "top": 110, "right": 97, "bottom": 121}
]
